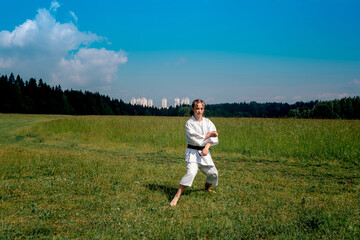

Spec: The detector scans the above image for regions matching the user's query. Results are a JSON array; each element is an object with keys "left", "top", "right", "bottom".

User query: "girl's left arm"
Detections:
[{"left": 202, "top": 120, "right": 219, "bottom": 146}]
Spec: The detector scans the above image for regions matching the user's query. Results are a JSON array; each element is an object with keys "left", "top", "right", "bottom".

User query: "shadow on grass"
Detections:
[{"left": 145, "top": 183, "right": 202, "bottom": 202}]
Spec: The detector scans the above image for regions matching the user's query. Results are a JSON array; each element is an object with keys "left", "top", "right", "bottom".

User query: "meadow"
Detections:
[{"left": 0, "top": 113, "right": 359, "bottom": 239}]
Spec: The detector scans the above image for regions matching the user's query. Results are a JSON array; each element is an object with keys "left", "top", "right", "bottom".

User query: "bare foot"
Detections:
[
  {"left": 170, "top": 185, "right": 187, "bottom": 207},
  {"left": 170, "top": 197, "right": 179, "bottom": 207},
  {"left": 205, "top": 189, "right": 216, "bottom": 193}
]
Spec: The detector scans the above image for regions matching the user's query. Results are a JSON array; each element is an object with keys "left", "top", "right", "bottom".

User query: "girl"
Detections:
[{"left": 170, "top": 99, "right": 219, "bottom": 207}]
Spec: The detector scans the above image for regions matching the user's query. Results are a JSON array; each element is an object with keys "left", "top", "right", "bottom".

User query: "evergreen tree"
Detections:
[{"left": 0, "top": 73, "right": 359, "bottom": 119}]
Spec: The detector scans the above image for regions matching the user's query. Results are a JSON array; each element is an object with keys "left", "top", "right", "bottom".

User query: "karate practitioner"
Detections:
[{"left": 170, "top": 99, "right": 219, "bottom": 207}]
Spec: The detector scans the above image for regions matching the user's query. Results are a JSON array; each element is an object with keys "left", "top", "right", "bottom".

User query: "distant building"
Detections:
[
  {"left": 181, "top": 97, "right": 190, "bottom": 105},
  {"left": 185, "top": 97, "right": 190, "bottom": 105},
  {"left": 141, "top": 97, "right": 147, "bottom": 107},
  {"left": 162, "top": 98, "right": 167, "bottom": 109},
  {"left": 132, "top": 96, "right": 186, "bottom": 108},
  {"left": 174, "top": 97, "right": 180, "bottom": 107}
]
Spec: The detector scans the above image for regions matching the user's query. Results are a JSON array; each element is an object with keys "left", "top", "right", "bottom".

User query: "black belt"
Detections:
[{"left": 187, "top": 144, "right": 205, "bottom": 150}]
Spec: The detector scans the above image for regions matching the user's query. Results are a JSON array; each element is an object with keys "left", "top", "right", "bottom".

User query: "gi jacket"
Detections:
[{"left": 185, "top": 116, "right": 219, "bottom": 166}]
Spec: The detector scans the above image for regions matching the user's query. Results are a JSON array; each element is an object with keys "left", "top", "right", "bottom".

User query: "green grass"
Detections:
[{"left": 0, "top": 114, "right": 359, "bottom": 239}]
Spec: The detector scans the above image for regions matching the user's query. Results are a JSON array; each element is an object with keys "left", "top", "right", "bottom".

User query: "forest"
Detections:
[{"left": 1, "top": 73, "right": 359, "bottom": 119}]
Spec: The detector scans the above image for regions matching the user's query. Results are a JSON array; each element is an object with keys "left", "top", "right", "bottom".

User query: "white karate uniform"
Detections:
[{"left": 179, "top": 116, "right": 219, "bottom": 187}]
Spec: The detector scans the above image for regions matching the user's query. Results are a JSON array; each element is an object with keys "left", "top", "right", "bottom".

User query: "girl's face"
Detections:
[{"left": 193, "top": 102, "right": 204, "bottom": 120}]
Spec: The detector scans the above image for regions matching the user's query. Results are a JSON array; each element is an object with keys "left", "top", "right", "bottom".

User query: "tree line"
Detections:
[{"left": 1, "top": 73, "right": 359, "bottom": 119}]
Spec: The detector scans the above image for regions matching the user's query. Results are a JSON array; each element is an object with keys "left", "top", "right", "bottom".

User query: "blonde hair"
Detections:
[{"left": 190, "top": 99, "right": 205, "bottom": 116}]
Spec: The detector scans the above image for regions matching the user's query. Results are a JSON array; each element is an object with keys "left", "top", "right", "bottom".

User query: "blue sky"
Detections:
[{"left": 1, "top": 0, "right": 359, "bottom": 106}]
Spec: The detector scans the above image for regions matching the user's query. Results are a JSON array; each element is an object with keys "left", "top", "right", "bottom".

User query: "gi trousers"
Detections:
[{"left": 180, "top": 161, "right": 218, "bottom": 187}]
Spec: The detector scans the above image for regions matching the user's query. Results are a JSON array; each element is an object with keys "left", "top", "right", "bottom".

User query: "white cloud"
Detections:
[
  {"left": 69, "top": 11, "right": 78, "bottom": 23},
  {"left": 0, "top": 19, "right": 36, "bottom": 48},
  {"left": 0, "top": 9, "right": 100, "bottom": 52},
  {"left": 338, "top": 93, "right": 351, "bottom": 99},
  {"left": 164, "top": 57, "right": 187, "bottom": 67},
  {"left": 54, "top": 48, "right": 127, "bottom": 87},
  {"left": 180, "top": 57, "right": 186, "bottom": 62},
  {"left": 50, "top": 1, "right": 60, "bottom": 12},
  {"left": 292, "top": 96, "right": 303, "bottom": 101},
  {"left": 252, "top": 97, "right": 264, "bottom": 102},
  {"left": 0, "top": 58, "right": 12, "bottom": 68},
  {"left": 0, "top": 4, "right": 127, "bottom": 90},
  {"left": 351, "top": 79, "right": 360, "bottom": 86},
  {"left": 317, "top": 92, "right": 351, "bottom": 100},
  {"left": 204, "top": 97, "right": 215, "bottom": 104},
  {"left": 176, "top": 57, "right": 187, "bottom": 66},
  {"left": 272, "top": 96, "right": 286, "bottom": 101}
]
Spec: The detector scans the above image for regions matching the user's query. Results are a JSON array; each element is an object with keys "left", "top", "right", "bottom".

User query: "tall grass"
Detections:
[
  {"left": 214, "top": 118, "right": 360, "bottom": 166},
  {"left": 27, "top": 115, "right": 360, "bottom": 166},
  {"left": 1, "top": 114, "right": 359, "bottom": 239}
]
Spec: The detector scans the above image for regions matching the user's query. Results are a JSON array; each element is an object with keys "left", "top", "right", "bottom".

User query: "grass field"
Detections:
[{"left": 1, "top": 114, "right": 359, "bottom": 239}]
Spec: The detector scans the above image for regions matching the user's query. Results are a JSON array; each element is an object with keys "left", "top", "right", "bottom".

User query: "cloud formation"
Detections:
[
  {"left": 352, "top": 79, "right": 360, "bottom": 87},
  {"left": 164, "top": 57, "right": 187, "bottom": 67},
  {"left": 317, "top": 92, "right": 351, "bottom": 100},
  {"left": 54, "top": 48, "right": 127, "bottom": 88},
  {"left": 0, "top": 1, "right": 127, "bottom": 90},
  {"left": 50, "top": 1, "right": 60, "bottom": 12},
  {"left": 69, "top": 11, "right": 78, "bottom": 23}
]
